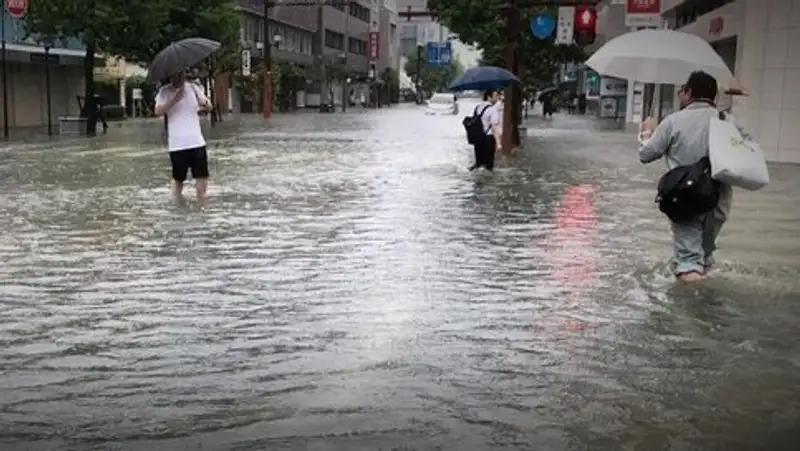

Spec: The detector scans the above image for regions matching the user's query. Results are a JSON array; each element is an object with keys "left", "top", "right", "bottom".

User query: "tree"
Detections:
[
  {"left": 404, "top": 50, "right": 464, "bottom": 96},
  {"left": 24, "top": 0, "right": 240, "bottom": 134},
  {"left": 24, "top": 0, "right": 169, "bottom": 135},
  {"left": 426, "top": 0, "right": 585, "bottom": 89}
]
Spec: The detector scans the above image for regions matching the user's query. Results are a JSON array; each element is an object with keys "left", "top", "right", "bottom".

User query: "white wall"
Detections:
[{"left": 735, "top": 0, "right": 800, "bottom": 163}]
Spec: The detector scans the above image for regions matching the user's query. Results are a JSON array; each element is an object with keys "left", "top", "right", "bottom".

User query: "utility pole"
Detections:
[{"left": 262, "top": 0, "right": 273, "bottom": 118}]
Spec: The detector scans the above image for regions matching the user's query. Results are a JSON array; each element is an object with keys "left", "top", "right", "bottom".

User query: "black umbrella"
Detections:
[
  {"left": 146, "top": 38, "right": 221, "bottom": 82},
  {"left": 537, "top": 87, "right": 558, "bottom": 102}
]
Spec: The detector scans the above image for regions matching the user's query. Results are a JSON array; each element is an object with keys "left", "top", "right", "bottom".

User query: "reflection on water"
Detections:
[{"left": 0, "top": 111, "right": 799, "bottom": 450}]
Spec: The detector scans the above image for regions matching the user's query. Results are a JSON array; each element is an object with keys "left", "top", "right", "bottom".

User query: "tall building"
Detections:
[
  {"left": 593, "top": 0, "right": 800, "bottom": 163},
  {"left": 235, "top": 0, "right": 399, "bottom": 109}
]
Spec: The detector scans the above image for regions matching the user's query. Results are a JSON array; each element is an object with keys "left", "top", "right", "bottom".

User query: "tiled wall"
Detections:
[{"left": 737, "top": 0, "right": 800, "bottom": 163}]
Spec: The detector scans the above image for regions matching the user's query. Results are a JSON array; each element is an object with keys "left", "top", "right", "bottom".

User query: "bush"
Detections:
[{"left": 101, "top": 104, "right": 125, "bottom": 120}]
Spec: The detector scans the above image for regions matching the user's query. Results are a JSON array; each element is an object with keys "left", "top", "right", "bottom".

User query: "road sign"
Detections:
[
  {"left": 625, "top": 0, "right": 661, "bottom": 27},
  {"left": 555, "top": 7, "right": 575, "bottom": 45},
  {"left": 425, "top": 41, "right": 452, "bottom": 66},
  {"left": 241, "top": 50, "right": 251, "bottom": 77},
  {"left": 5, "top": 0, "right": 28, "bottom": 19},
  {"left": 531, "top": 14, "right": 556, "bottom": 40}
]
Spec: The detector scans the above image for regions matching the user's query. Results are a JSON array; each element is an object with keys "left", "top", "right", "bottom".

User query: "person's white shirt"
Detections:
[
  {"left": 155, "top": 81, "right": 209, "bottom": 152},
  {"left": 491, "top": 101, "right": 503, "bottom": 135},
  {"left": 476, "top": 101, "right": 496, "bottom": 136}
]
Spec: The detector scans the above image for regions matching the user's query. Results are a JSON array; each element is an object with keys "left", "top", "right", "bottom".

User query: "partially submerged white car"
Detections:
[{"left": 425, "top": 93, "right": 459, "bottom": 115}]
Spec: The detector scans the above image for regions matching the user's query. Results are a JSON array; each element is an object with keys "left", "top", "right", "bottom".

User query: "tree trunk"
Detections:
[{"left": 83, "top": 40, "right": 97, "bottom": 137}]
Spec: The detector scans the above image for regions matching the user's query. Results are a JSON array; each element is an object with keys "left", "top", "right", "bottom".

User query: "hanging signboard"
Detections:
[
  {"left": 241, "top": 50, "right": 251, "bottom": 77},
  {"left": 555, "top": 7, "right": 575, "bottom": 45},
  {"left": 625, "top": 0, "right": 661, "bottom": 27}
]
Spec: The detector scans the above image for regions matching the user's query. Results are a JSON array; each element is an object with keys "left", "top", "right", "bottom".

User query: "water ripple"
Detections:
[{"left": 0, "top": 108, "right": 799, "bottom": 450}]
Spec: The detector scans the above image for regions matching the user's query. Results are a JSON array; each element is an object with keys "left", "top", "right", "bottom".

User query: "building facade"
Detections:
[
  {"left": 594, "top": 0, "right": 800, "bottom": 163},
  {"left": 0, "top": 16, "right": 93, "bottom": 131},
  {"left": 235, "top": 0, "right": 398, "bottom": 109}
]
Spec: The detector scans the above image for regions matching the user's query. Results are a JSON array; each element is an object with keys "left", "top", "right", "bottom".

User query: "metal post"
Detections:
[
  {"left": 316, "top": 2, "right": 327, "bottom": 112},
  {"left": 45, "top": 46, "right": 52, "bottom": 135},
  {"left": 262, "top": 0, "right": 273, "bottom": 118},
  {"left": 415, "top": 44, "right": 422, "bottom": 104},
  {"left": 1, "top": 8, "right": 8, "bottom": 138}
]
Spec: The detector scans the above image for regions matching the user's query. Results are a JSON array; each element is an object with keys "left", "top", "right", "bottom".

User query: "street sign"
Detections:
[
  {"left": 625, "top": 0, "right": 661, "bottom": 27},
  {"left": 132, "top": 88, "right": 143, "bottom": 100},
  {"left": 530, "top": 14, "right": 556, "bottom": 40},
  {"left": 425, "top": 41, "right": 452, "bottom": 66},
  {"left": 241, "top": 50, "right": 251, "bottom": 77},
  {"left": 5, "top": 0, "right": 28, "bottom": 19},
  {"left": 369, "top": 32, "right": 379, "bottom": 61},
  {"left": 555, "top": 7, "right": 575, "bottom": 45}
]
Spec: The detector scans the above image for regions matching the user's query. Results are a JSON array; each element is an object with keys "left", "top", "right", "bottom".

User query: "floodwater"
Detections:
[{"left": 1, "top": 106, "right": 799, "bottom": 451}]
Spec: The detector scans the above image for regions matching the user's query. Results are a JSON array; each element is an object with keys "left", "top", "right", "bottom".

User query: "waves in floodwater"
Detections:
[{"left": 1, "top": 107, "right": 799, "bottom": 450}]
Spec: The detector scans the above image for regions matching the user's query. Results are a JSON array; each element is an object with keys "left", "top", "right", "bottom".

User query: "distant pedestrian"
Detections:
[
  {"left": 154, "top": 71, "right": 213, "bottom": 202},
  {"left": 467, "top": 90, "right": 501, "bottom": 172}
]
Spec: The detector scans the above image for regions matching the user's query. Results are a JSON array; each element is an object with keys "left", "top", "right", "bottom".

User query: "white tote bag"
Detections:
[{"left": 708, "top": 112, "right": 769, "bottom": 191}]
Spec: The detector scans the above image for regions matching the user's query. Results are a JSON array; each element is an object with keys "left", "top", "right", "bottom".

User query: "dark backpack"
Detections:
[
  {"left": 462, "top": 105, "right": 491, "bottom": 144},
  {"left": 655, "top": 156, "right": 720, "bottom": 223}
]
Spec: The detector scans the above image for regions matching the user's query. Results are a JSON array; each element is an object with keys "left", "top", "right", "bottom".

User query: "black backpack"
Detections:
[
  {"left": 655, "top": 156, "right": 720, "bottom": 223},
  {"left": 462, "top": 104, "right": 491, "bottom": 144}
]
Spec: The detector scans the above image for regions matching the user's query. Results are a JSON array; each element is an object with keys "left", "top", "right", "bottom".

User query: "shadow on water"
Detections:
[{"left": 0, "top": 109, "right": 798, "bottom": 450}]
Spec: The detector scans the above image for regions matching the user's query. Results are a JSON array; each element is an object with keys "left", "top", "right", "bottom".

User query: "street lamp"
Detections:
[{"left": 273, "top": 34, "right": 282, "bottom": 48}]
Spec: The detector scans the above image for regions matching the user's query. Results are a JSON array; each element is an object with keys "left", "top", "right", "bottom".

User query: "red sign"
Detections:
[
  {"left": 627, "top": 0, "right": 660, "bottom": 15},
  {"left": 575, "top": 6, "right": 597, "bottom": 29},
  {"left": 368, "top": 32, "right": 379, "bottom": 61},
  {"left": 5, "top": 0, "right": 28, "bottom": 19}
]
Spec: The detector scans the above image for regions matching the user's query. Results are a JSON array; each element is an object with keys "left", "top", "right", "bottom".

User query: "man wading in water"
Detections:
[
  {"left": 155, "top": 72, "right": 213, "bottom": 201},
  {"left": 639, "top": 71, "right": 740, "bottom": 283}
]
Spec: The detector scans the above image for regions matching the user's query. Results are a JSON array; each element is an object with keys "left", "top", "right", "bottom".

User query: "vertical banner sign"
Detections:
[
  {"left": 556, "top": 7, "right": 575, "bottom": 45},
  {"left": 241, "top": 50, "right": 251, "bottom": 77},
  {"left": 625, "top": 0, "right": 661, "bottom": 27},
  {"left": 369, "top": 0, "right": 380, "bottom": 62},
  {"left": 369, "top": 32, "right": 380, "bottom": 61},
  {"left": 5, "top": 0, "right": 29, "bottom": 19}
]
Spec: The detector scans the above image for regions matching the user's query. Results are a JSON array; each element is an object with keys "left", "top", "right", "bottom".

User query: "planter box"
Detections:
[{"left": 58, "top": 117, "right": 88, "bottom": 136}]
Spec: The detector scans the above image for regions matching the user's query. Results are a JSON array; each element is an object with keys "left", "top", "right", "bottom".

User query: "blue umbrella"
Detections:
[{"left": 448, "top": 66, "right": 520, "bottom": 92}]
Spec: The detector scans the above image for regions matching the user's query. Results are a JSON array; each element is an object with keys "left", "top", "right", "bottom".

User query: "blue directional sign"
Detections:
[
  {"left": 531, "top": 14, "right": 556, "bottom": 40},
  {"left": 426, "top": 41, "right": 452, "bottom": 66}
]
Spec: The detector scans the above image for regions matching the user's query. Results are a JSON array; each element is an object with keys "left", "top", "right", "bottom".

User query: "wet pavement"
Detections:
[{"left": 1, "top": 104, "right": 799, "bottom": 451}]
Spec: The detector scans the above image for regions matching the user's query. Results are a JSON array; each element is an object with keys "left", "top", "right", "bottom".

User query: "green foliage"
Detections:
[
  {"left": 124, "top": 75, "right": 158, "bottom": 116},
  {"left": 24, "top": 0, "right": 169, "bottom": 60},
  {"left": 404, "top": 50, "right": 464, "bottom": 94},
  {"left": 381, "top": 67, "right": 400, "bottom": 103},
  {"left": 24, "top": 0, "right": 241, "bottom": 72},
  {"left": 427, "top": 0, "right": 586, "bottom": 89}
]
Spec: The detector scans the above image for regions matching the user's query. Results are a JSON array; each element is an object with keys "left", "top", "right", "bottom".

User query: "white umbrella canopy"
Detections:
[{"left": 586, "top": 29, "right": 734, "bottom": 85}]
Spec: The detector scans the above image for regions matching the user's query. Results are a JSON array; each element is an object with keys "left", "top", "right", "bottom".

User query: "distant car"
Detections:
[{"left": 425, "top": 93, "right": 459, "bottom": 115}]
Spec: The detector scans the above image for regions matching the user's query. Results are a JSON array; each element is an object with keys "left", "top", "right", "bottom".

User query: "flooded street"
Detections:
[{"left": 1, "top": 105, "right": 799, "bottom": 450}]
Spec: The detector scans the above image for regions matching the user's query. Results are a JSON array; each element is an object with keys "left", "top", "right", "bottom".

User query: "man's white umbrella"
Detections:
[{"left": 586, "top": 29, "right": 734, "bottom": 85}]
